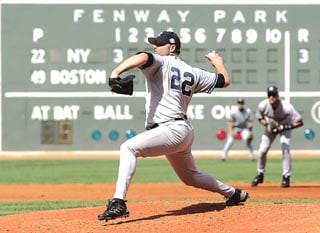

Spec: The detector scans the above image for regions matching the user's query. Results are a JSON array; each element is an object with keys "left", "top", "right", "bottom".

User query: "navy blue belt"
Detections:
[{"left": 146, "top": 117, "right": 185, "bottom": 130}]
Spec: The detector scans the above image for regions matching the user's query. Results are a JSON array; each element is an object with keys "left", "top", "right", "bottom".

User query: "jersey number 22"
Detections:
[{"left": 170, "top": 67, "right": 194, "bottom": 97}]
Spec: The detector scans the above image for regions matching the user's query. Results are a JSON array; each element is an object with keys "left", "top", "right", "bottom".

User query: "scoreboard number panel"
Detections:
[{"left": 1, "top": 3, "right": 320, "bottom": 151}]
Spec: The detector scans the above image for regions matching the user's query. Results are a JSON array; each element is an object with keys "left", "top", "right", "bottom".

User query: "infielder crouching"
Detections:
[
  {"left": 251, "top": 85, "right": 304, "bottom": 188},
  {"left": 222, "top": 97, "right": 255, "bottom": 161}
]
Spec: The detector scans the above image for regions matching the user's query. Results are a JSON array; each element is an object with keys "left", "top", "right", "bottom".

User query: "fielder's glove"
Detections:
[
  {"left": 265, "top": 119, "right": 295, "bottom": 135},
  {"left": 109, "top": 74, "right": 136, "bottom": 96},
  {"left": 271, "top": 125, "right": 282, "bottom": 134},
  {"left": 272, "top": 123, "right": 294, "bottom": 134},
  {"left": 266, "top": 120, "right": 280, "bottom": 134}
]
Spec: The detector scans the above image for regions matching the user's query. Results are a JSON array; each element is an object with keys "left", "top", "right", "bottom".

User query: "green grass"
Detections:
[
  {"left": 0, "top": 158, "right": 319, "bottom": 216},
  {"left": 0, "top": 158, "right": 319, "bottom": 184},
  {"left": 0, "top": 201, "right": 103, "bottom": 216}
]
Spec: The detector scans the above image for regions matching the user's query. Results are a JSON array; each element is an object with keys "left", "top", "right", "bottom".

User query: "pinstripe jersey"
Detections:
[
  {"left": 256, "top": 99, "right": 302, "bottom": 124},
  {"left": 227, "top": 106, "right": 253, "bottom": 129},
  {"left": 140, "top": 52, "right": 219, "bottom": 127}
]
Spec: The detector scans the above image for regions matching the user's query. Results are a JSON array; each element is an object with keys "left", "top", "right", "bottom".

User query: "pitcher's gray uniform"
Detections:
[
  {"left": 98, "top": 31, "right": 249, "bottom": 221},
  {"left": 222, "top": 98, "right": 254, "bottom": 161},
  {"left": 251, "top": 85, "right": 303, "bottom": 188}
]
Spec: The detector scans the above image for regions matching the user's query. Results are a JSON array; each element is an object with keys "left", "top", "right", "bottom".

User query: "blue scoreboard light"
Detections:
[{"left": 1, "top": 1, "right": 320, "bottom": 151}]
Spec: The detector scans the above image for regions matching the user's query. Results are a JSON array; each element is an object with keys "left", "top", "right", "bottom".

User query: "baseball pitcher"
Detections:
[{"left": 97, "top": 31, "right": 250, "bottom": 222}]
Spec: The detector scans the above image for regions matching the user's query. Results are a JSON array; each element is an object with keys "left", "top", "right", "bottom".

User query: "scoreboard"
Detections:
[{"left": 1, "top": 2, "right": 320, "bottom": 151}]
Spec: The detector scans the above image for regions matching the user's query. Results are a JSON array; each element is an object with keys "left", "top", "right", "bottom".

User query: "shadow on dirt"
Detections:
[{"left": 105, "top": 202, "right": 226, "bottom": 225}]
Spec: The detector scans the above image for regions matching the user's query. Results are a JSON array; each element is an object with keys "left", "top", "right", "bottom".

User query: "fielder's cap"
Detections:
[
  {"left": 237, "top": 98, "right": 245, "bottom": 104},
  {"left": 148, "top": 31, "right": 181, "bottom": 50},
  {"left": 267, "top": 85, "right": 279, "bottom": 97}
]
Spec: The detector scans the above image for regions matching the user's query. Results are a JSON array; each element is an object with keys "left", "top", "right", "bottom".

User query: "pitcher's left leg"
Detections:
[{"left": 166, "top": 151, "right": 235, "bottom": 198}]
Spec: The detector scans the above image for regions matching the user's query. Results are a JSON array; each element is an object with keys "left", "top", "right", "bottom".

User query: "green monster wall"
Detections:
[{"left": 1, "top": 3, "right": 319, "bottom": 151}]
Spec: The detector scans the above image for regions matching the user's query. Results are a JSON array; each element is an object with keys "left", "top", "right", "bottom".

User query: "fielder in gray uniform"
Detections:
[
  {"left": 251, "top": 85, "right": 303, "bottom": 188},
  {"left": 98, "top": 31, "right": 249, "bottom": 222},
  {"left": 222, "top": 97, "right": 254, "bottom": 161}
]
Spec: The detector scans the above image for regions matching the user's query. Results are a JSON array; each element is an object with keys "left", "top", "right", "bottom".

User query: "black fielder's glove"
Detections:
[
  {"left": 271, "top": 125, "right": 281, "bottom": 134},
  {"left": 272, "top": 123, "right": 294, "bottom": 134},
  {"left": 266, "top": 119, "right": 280, "bottom": 134},
  {"left": 108, "top": 74, "right": 136, "bottom": 95}
]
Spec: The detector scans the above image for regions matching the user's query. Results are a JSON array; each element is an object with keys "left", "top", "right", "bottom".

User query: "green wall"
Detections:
[{"left": 1, "top": 4, "right": 319, "bottom": 150}]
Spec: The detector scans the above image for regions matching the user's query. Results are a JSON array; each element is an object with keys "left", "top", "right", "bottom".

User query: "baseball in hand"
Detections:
[{"left": 207, "top": 51, "right": 216, "bottom": 56}]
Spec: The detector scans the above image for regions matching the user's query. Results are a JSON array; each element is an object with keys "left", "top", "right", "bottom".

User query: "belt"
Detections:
[{"left": 146, "top": 117, "right": 186, "bottom": 130}]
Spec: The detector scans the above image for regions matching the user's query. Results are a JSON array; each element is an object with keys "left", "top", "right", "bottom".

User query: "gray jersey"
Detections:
[
  {"left": 256, "top": 99, "right": 302, "bottom": 124},
  {"left": 141, "top": 53, "right": 218, "bottom": 127},
  {"left": 227, "top": 106, "right": 253, "bottom": 129}
]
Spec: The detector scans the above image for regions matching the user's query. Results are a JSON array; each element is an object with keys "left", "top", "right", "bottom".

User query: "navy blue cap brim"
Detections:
[{"left": 148, "top": 37, "right": 167, "bottom": 46}]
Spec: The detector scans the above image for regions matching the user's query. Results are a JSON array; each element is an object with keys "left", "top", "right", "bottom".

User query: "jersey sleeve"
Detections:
[
  {"left": 247, "top": 108, "right": 254, "bottom": 121},
  {"left": 255, "top": 101, "right": 265, "bottom": 119},
  {"left": 287, "top": 103, "right": 303, "bottom": 123},
  {"left": 138, "top": 52, "right": 163, "bottom": 78},
  {"left": 192, "top": 68, "right": 218, "bottom": 94}
]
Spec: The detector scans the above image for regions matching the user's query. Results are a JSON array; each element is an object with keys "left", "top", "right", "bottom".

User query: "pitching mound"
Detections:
[{"left": 0, "top": 183, "right": 319, "bottom": 233}]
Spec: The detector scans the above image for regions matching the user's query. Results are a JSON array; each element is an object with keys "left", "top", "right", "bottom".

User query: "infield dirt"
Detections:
[{"left": 0, "top": 183, "right": 319, "bottom": 233}]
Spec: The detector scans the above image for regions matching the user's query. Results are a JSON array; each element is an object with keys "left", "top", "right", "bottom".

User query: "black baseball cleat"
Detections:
[
  {"left": 97, "top": 198, "right": 129, "bottom": 221},
  {"left": 226, "top": 188, "right": 250, "bottom": 206},
  {"left": 281, "top": 175, "right": 290, "bottom": 188},
  {"left": 251, "top": 173, "right": 264, "bottom": 187}
]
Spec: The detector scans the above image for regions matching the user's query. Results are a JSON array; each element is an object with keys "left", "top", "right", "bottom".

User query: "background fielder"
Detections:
[
  {"left": 251, "top": 85, "right": 304, "bottom": 188},
  {"left": 222, "top": 97, "right": 254, "bottom": 161}
]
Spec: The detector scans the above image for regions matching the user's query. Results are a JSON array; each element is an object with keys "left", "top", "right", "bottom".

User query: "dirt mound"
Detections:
[{"left": 0, "top": 183, "right": 319, "bottom": 233}]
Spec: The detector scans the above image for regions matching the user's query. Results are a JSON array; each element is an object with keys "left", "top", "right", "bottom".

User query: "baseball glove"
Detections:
[
  {"left": 109, "top": 74, "right": 136, "bottom": 95},
  {"left": 266, "top": 119, "right": 281, "bottom": 134}
]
